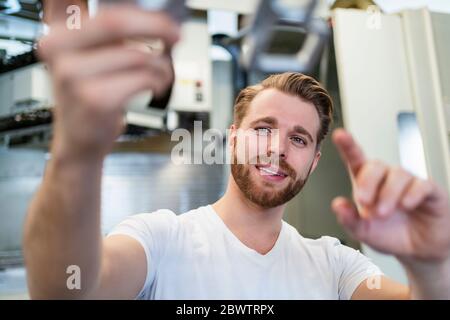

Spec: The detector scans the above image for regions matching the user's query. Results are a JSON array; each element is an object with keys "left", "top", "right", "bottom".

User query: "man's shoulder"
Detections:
[
  {"left": 283, "top": 221, "right": 343, "bottom": 251},
  {"left": 109, "top": 205, "right": 211, "bottom": 240},
  {"left": 130, "top": 205, "right": 209, "bottom": 225}
]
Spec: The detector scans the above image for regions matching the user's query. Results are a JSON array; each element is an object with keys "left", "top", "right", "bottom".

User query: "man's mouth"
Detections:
[{"left": 255, "top": 165, "right": 288, "bottom": 178}]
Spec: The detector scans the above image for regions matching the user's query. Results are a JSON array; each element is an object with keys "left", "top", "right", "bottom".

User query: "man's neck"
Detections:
[{"left": 211, "top": 176, "right": 285, "bottom": 255}]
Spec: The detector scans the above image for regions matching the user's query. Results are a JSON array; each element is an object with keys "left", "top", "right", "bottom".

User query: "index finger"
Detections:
[
  {"left": 332, "top": 128, "right": 366, "bottom": 177},
  {"left": 39, "top": 5, "right": 180, "bottom": 60}
]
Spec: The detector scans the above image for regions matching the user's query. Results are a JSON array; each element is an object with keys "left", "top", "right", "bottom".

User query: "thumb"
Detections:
[{"left": 331, "top": 196, "right": 366, "bottom": 241}]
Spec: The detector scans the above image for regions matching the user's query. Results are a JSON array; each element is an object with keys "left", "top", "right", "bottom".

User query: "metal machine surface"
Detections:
[{"left": 240, "top": 0, "right": 330, "bottom": 74}]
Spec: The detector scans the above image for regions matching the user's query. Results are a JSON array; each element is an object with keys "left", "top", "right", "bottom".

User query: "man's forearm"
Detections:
[
  {"left": 402, "top": 258, "right": 450, "bottom": 299},
  {"left": 23, "top": 152, "right": 104, "bottom": 299}
]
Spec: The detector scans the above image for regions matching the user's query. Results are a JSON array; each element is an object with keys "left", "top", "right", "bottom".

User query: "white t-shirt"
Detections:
[{"left": 108, "top": 205, "right": 383, "bottom": 300}]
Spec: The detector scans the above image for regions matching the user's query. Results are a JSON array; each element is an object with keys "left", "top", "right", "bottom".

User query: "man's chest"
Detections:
[{"left": 153, "top": 245, "right": 338, "bottom": 299}]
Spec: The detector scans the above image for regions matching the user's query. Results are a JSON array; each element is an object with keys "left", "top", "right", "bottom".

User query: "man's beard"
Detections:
[{"left": 231, "top": 153, "right": 313, "bottom": 209}]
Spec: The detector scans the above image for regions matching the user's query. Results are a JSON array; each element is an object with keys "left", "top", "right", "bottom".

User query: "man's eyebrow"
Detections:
[
  {"left": 249, "top": 117, "right": 278, "bottom": 127},
  {"left": 292, "top": 125, "right": 314, "bottom": 143}
]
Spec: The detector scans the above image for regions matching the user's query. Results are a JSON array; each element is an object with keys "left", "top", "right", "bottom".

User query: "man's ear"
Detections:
[{"left": 310, "top": 151, "right": 321, "bottom": 174}]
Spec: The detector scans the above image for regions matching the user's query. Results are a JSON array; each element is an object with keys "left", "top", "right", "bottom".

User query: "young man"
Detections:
[{"left": 24, "top": 4, "right": 450, "bottom": 299}]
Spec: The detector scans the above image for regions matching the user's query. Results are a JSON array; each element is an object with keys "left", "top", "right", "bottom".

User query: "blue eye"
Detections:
[
  {"left": 255, "top": 127, "right": 271, "bottom": 135},
  {"left": 291, "top": 136, "right": 306, "bottom": 146}
]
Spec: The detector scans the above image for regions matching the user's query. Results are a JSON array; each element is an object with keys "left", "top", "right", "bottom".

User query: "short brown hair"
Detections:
[{"left": 233, "top": 72, "right": 333, "bottom": 147}]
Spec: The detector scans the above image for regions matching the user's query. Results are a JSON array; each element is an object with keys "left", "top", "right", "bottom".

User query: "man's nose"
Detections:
[{"left": 267, "top": 132, "right": 287, "bottom": 160}]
